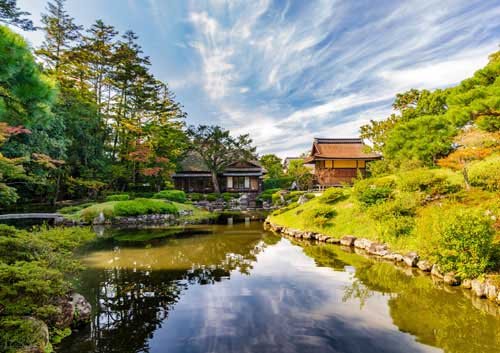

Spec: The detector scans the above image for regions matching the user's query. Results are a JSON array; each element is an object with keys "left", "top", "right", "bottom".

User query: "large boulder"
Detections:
[
  {"left": 70, "top": 293, "right": 92, "bottom": 327},
  {"left": 367, "top": 243, "right": 389, "bottom": 257},
  {"left": 431, "top": 265, "right": 444, "bottom": 279},
  {"left": 353, "top": 238, "right": 373, "bottom": 250},
  {"left": 443, "top": 272, "right": 460, "bottom": 286}
]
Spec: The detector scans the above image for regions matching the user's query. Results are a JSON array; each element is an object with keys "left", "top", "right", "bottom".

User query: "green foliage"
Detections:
[
  {"left": 222, "top": 192, "right": 239, "bottom": 202},
  {"left": 153, "top": 189, "right": 186, "bottom": 203},
  {"left": 304, "top": 206, "right": 337, "bottom": 228},
  {"left": 187, "top": 125, "right": 256, "bottom": 193},
  {"left": 263, "top": 176, "right": 294, "bottom": 190},
  {"left": 113, "top": 199, "right": 178, "bottom": 217},
  {"left": 260, "top": 154, "right": 283, "bottom": 178},
  {"left": 320, "top": 188, "right": 346, "bottom": 204},
  {"left": 468, "top": 155, "right": 500, "bottom": 191},
  {"left": 396, "top": 168, "right": 462, "bottom": 196},
  {"left": 476, "top": 115, "right": 500, "bottom": 132},
  {"left": 416, "top": 207, "right": 495, "bottom": 278},
  {"left": 353, "top": 177, "right": 394, "bottom": 206},
  {"left": 105, "top": 194, "right": 130, "bottom": 201},
  {"left": 188, "top": 193, "right": 202, "bottom": 201},
  {"left": 205, "top": 193, "right": 218, "bottom": 202},
  {"left": 0, "top": 226, "right": 95, "bottom": 352},
  {"left": 258, "top": 188, "right": 280, "bottom": 202}
]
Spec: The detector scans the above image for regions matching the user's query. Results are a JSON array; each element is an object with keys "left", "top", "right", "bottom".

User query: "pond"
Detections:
[{"left": 58, "top": 222, "right": 500, "bottom": 353}]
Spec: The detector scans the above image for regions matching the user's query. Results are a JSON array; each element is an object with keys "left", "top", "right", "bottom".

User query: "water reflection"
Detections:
[{"left": 59, "top": 224, "right": 500, "bottom": 353}]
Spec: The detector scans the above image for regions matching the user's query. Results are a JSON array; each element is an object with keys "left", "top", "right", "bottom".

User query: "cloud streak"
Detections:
[{"left": 183, "top": 0, "right": 500, "bottom": 157}]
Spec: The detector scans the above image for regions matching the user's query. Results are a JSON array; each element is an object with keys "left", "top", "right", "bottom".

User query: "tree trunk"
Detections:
[
  {"left": 463, "top": 166, "right": 470, "bottom": 190},
  {"left": 211, "top": 172, "right": 220, "bottom": 194}
]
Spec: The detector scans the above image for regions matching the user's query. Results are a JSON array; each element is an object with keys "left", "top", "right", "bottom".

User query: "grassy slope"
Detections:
[{"left": 269, "top": 185, "right": 500, "bottom": 254}]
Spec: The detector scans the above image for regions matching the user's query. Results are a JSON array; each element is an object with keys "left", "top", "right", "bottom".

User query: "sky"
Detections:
[{"left": 16, "top": 0, "right": 500, "bottom": 157}]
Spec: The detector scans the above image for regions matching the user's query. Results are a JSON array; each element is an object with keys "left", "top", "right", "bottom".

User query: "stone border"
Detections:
[{"left": 264, "top": 219, "right": 500, "bottom": 307}]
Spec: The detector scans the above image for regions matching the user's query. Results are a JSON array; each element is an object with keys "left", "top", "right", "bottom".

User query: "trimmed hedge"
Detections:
[
  {"left": 153, "top": 190, "right": 187, "bottom": 203},
  {"left": 114, "top": 199, "right": 178, "bottom": 217},
  {"left": 106, "top": 194, "right": 130, "bottom": 201}
]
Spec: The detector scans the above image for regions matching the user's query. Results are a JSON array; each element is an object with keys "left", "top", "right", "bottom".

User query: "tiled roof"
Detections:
[{"left": 304, "top": 138, "right": 381, "bottom": 163}]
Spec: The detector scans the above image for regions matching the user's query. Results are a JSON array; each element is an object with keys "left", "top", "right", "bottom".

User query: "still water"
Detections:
[{"left": 59, "top": 223, "right": 500, "bottom": 353}]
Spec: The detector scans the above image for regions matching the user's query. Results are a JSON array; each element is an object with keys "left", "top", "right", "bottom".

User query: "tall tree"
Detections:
[
  {"left": 187, "top": 125, "right": 256, "bottom": 193},
  {"left": 37, "top": 0, "right": 82, "bottom": 73},
  {"left": 260, "top": 154, "right": 283, "bottom": 179},
  {"left": 0, "top": 0, "right": 34, "bottom": 30}
]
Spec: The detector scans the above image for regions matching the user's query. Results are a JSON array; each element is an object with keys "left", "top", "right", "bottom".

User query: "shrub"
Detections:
[
  {"left": 114, "top": 199, "right": 178, "bottom": 217},
  {"left": 304, "top": 193, "right": 315, "bottom": 200},
  {"left": 153, "top": 190, "right": 187, "bottom": 203},
  {"left": 263, "top": 176, "right": 294, "bottom": 190},
  {"left": 205, "top": 193, "right": 219, "bottom": 202},
  {"left": 271, "top": 202, "right": 299, "bottom": 216},
  {"left": 397, "top": 168, "right": 461, "bottom": 195},
  {"left": 353, "top": 177, "right": 394, "bottom": 206},
  {"left": 304, "top": 206, "right": 337, "bottom": 227},
  {"left": 0, "top": 226, "right": 95, "bottom": 351},
  {"left": 476, "top": 115, "right": 500, "bottom": 132},
  {"left": 468, "top": 155, "right": 500, "bottom": 191},
  {"left": 106, "top": 194, "right": 130, "bottom": 201},
  {"left": 416, "top": 207, "right": 495, "bottom": 278},
  {"left": 320, "top": 188, "right": 345, "bottom": 204},
  {"left": 222, "top": 192, "right": 239, "bottom": 202},
  {"left": 257, "top": 188, "right": 281, "bottom": 202},
  {"left": 188, "top": 193, "right": 203, "bottom": 201},
  {"left": 80, "top": 205, "right": 114, "bottom": 222}
]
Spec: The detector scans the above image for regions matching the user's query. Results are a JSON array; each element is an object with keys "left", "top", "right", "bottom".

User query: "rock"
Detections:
[
  {"left": 297, "top": 194, "right": 309, "bottom": 205},
  {"left": 417, "top": 260, "right": 433, "bottom": 272},
  {"left": 340, "top": 235, "right": 357, "bottom": 246},
  {"left": 353, "top": 238, "right": 374, "bottom": 250},
  {"left": 326, "top": 238, "right": 340, "bottom": 244},
  {"left": 383, "top": 253, "right": 403, "bottom": 262},
  {"left": 461, "top": 279, "right": 472, "bottom": 289},
  {"left": 367, "top": 243, "right": 389, "bottom": 257},
  {"left": 93, "top": 211, "right": 106, "bottom": 225},
  {"left": 431, "top": 265, "right": 444, "bottom": 279},
  {"left": 471, "top": 279, "right": 487, "bottom": 298},
  {"left": 497, "top": 291, "right": 500, "bottom": 305},
  {"left": 402, "top": 252, "right": 419, "bottom": 267},
  {"left": 317, "top": 234, "right": 330, "bottom": 242},
  {"left": 70, "top": 293, "right": 92, "bottom": 326},
  {"left": 302, "top": 232, "right": 311, "bottom": 240},
  {"left": 484, "top": 280, "right": 498, "bottom": 301},
  {"left": 443, "top": 272, "right": 460, "bottom": 286}
]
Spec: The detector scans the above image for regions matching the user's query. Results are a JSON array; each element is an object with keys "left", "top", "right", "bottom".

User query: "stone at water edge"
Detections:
[
  {"left": 402, "top": 252, "right": 419, "bottom": 267},
  {"left": 340, "top": 235, "right": 357, "bottom": 246},
  {"left": 70, "top": 293, "right": 92, "bottom": 326},
  {"left": 326, "top": 238, "right": 340, "bottom": 244},
  {"left": 461, "top": 279, "right": 472, "bottom": 289},
  {"left": 353, "top": 238, "right": 374, "bottom": 250},
  {"left": 443, "top": 273, "right": 461, "bottom": 286},
  {"left": 431, "top": 264, "right": 444, "bottom": 279},
  {"left": 484, "top": 280, "right": 499, "bottom": 301},
  {"left": 417, "top": 260, "right": 433, "bottom": 272},
  {"left": 471, "top": 279, "right": 487, "bottom": 298}
]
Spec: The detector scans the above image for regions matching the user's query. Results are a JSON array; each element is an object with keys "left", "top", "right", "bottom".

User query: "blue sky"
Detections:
[{"left": 17, "top": 0, "right": 500, "bottom": 157}]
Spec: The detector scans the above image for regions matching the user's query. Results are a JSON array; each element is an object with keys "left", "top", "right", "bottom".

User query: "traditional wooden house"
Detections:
[
  {"left": 303, "top": 138, "right": 381, "bottom": 186},
  {"left": 172, "top": 152, "right": 266, "bottom": 194}
]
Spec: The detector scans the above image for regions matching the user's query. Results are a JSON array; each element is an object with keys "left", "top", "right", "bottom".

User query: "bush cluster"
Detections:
[
  {"left": 353, "top": 176, "right": 395, "bottom": 206},
  {"left": 416, "top": 206, "right": 495, "bottom": 278},
  {"left": 0, "top": 225, "right": 95, "bottom": 352},
  {"left": 397, "top": 168, "right": 461, "bottom": 195},
  {"left": 153, "top": 189, "right": 186, "bottom": 203},
  {"left": 263, "top": 177, "right": 294, "bottom": 190},
  {"left": 319, "top": 188, "right": 346, "bottom": 204},
  {"left": 257, "top": 188, "right": 281, "bottom": 202},
  {"left": 105, "top": 194, "right": 130, "bottom": 201},
  {"left": 468, "top": 155, "right": 500, "bottom": 191},
  {"left": 114, "top": 199, "right": 178, "bottom": 217},
  {"left": 304, "top": 206, "right": 337, "bottom": 227}
]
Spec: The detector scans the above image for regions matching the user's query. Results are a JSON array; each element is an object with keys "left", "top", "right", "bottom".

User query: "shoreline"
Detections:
[{"left": 264, "top": 218, "right": 500, "bottom": 310}]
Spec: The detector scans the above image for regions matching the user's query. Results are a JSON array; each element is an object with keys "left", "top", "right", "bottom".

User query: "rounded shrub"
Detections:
[
  {"left": 153, "top": 190, "right": 186, "bottom": 203},
  {"left": 106, "top": 194, "right": 130, "bottom": 201},
  {"left": 416, "top": 207, "right": 495, "bottom": 278},
  {"left": 320, "top": 188, "right": 345, "bottom": 204},
  {"left": 397, "top": 168, "right": 461, "bottom": 195},
  {"left": 188, "top": 193, "right": 203, "bottom": 201},
  {"left": 304, "top": 206, "right": 337, "bottom": 227},
  {"left": 468, "top": 155, "right": 500, "bottom": 191},
  {"left": 114, "top": 199, "right": 178, "bottom": 217}
]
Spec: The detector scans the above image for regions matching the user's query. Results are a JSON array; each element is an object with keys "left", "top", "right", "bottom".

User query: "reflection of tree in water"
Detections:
[
  {"left": 303, "top": 243, "right": 500, "bottom": 353},
  {"left": 58, "top": 227, "right": 277, "bottom": 353}
]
